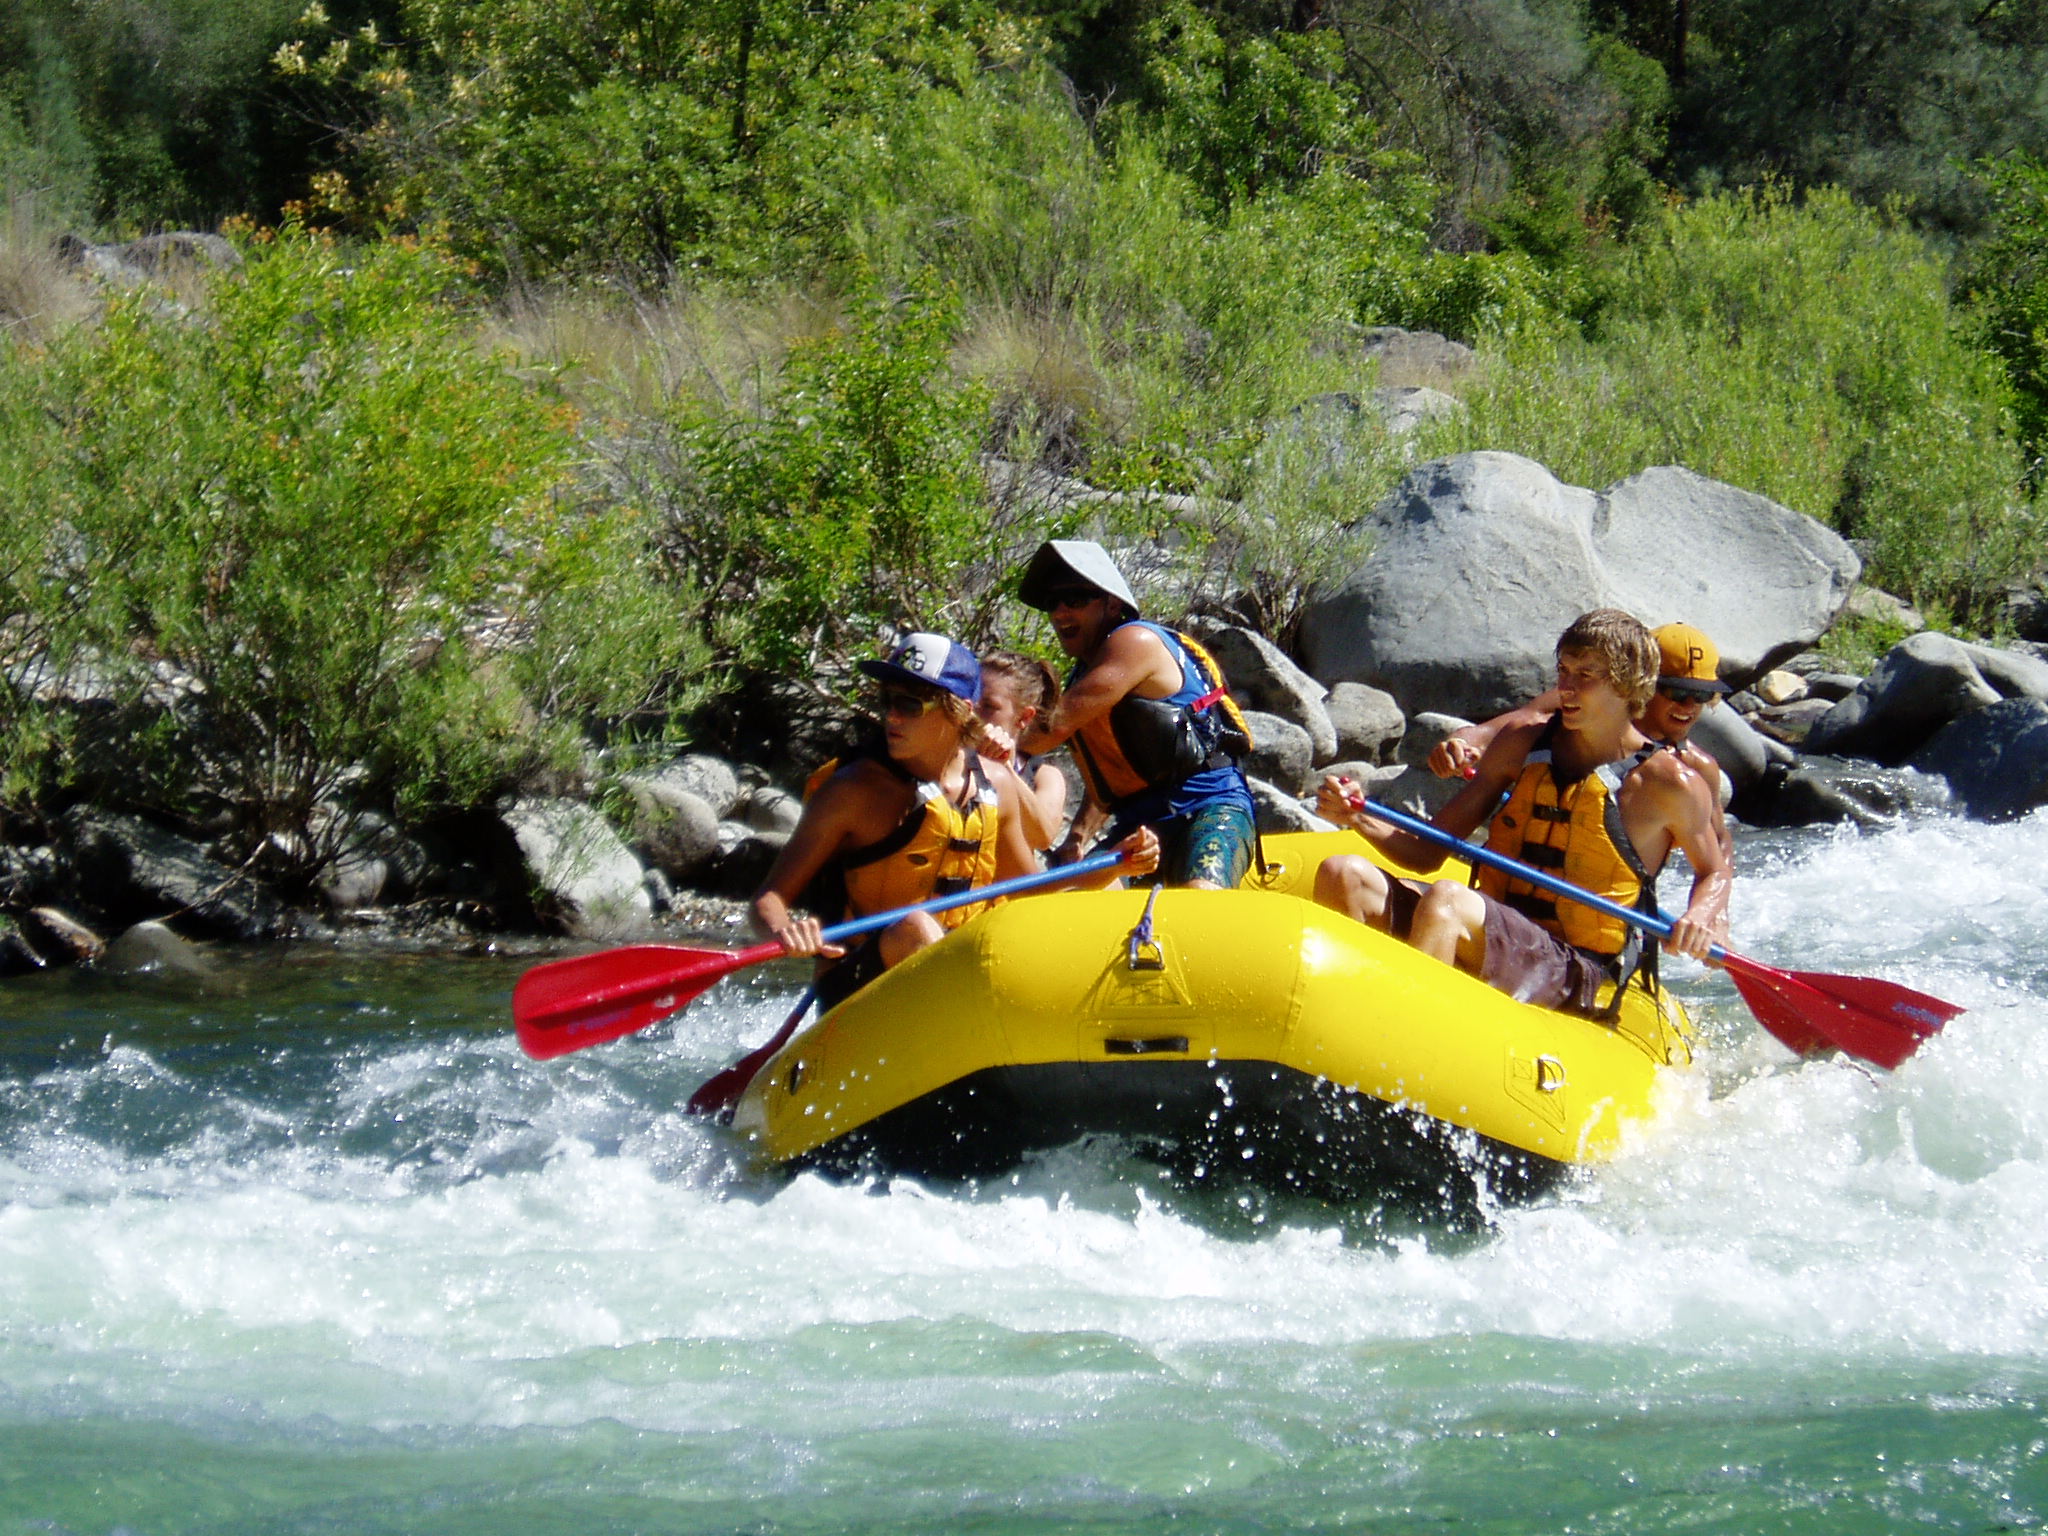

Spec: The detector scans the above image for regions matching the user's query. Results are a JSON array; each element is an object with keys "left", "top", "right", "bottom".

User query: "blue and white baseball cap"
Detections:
[{"left": 857, "top": 632, "right": 983, "bottom": 705}]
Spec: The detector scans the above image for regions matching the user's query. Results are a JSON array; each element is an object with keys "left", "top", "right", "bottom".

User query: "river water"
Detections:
[{"left": 2, "top": 811, "right": 2044, "bottom": 1533}]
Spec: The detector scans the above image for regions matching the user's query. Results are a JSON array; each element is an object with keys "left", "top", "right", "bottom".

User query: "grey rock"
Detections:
[
  {"left": 1397, "top": 712, "right": 1474, "bottom": 770},
  {"left": 104, "top": 920, "right": 214, "bottom": 975},
  {"left": 1909, "top": 698, "right": 2048, "bottom": 820},
  {"left": 1298, "top": 453, "right": 1860, "bottom": 719},
  {"left": 1740, "top": 760, "right": 1950, "bottom": 831},
  {"left": 703, "top": 827, "right": 789, "bottom": 901},
  {"left": 496, "top": 797, "right": 652, "bottom": 941},
  {"left": 1805, "top": 632, "right": 2048, "bottom": 764},
  {"left": 624, "top": 778, "right": 722, "bottom": 877},
  {"left": 1356, "top": 326, "right": 1478, "bottom": 386},
  {"left": 629, "top": 753, "right": 744, "bottom": 820},
  {"left": 1325, "top": 682, "right": 1406, "bottom": 766},
  {"left": 1804, "top": 672, "right": 1864, "bottom": 702},
  {"left": 1372, "top": 385, "right": 1464, "bottom": 436},
  {"left": 64, "top": 808, "right": 286, "bottom": 941},
  {"left": 1686, "top": 705, "right": 1774, "bottom": 792},
  {"left": 1365, "top": 763, "right": 1467, "bottom": 819},
  {"left": 742, "top": 786, "right": 804, "bottom": 836},
  {"left": 1999, "top": 579, "right": 2048, "bottom": 641},
  {"left": 316, "top": 847, "right": 389, "bottom": 912},
  {"left": 1200, "top": 627, "right": 1337, "bottom": 764},
  {"left": 1241, "top": 710, "right": 1315, "bottom": 796},
  {"left": 1748, "top": 696, "right": 1838, "bottom": 746},
  {"left": 1840, "top": 585, "right": 1926, "bottom": 633},
  {"left": 1246, "top": 775, "right": 1326, "bottom": 835}
]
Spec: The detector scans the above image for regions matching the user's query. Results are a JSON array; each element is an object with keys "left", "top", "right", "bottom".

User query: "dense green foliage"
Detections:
[
  {"left": 1965, "top": 152, "right": 2048, "bottom": 476},
  {"left": 1454, "top": 187, "right": 2038, "bottom": 618},
  {"left": 0, "top": 232, "right": 696, "bottom": 879},
  {"left": 2, "top": 0, "right": 2047, "bottom": 853}
]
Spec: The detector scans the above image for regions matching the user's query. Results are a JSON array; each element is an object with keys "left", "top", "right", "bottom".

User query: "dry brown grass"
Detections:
[
  {"left": 953, "top": 305, "right": 1115, "bottom": 468},
  {"left": 483, "top": 283, "right": 846, "bottom": 421},
  {"left": 0, "top": 195, "right": 95, "bottom": 347}
]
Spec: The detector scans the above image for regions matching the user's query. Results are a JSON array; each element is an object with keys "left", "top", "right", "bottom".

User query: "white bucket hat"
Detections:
[{"left": 1017, "top": 540, "right": 1141, "bottom": 617}]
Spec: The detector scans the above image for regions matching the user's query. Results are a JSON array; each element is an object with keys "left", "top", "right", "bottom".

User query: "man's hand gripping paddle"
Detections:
[
  {"left": 1345, "top": 792, "right": 1961, "bottom": 1071},
  {"left": 513, "top": 849, "right": 1129, "bottom": 1061}
]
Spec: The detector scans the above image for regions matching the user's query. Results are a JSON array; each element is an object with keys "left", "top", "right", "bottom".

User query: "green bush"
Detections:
[
  {"left": 0, "top": 228, "right": 700, "bottom": 881},
  {"left": 661, "top": 286, "right": 1004, "bottom": 679},
  {"left": 1451, "top": 185, "right": 2040, "bottom": 617},
  {"left": 1964, "top": 151, "right": 2048, "bottom": 480}
]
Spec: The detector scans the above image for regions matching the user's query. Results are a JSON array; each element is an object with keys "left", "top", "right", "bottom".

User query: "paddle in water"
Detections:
[
  {"left": 1345, "top": 792, "right": 1961, "bottom": 1071},
  {"left": 514, "top": 848, "right": 1129, "bottom": 1060},
  {"left": 683, "top": 985, "right": 816, "bottom": 1122}
]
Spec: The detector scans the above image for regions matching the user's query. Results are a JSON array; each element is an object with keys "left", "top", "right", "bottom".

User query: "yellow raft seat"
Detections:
[{"left": 726, "top": 831, "right": 1692, "bottom": 1210}]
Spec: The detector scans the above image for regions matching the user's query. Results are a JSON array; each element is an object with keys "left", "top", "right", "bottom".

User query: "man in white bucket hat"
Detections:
[{"left": 1016, "top": 540, "right": 1258, "bottom": 889}]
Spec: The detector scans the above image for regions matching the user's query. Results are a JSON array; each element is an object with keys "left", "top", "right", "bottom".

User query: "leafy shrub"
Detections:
[
  {"left": 1451, "top": 185, "right": 2040, "bottom": 617},
  {"left": 657, "top": 286, "right": 1006, "bottom": 678},
  {"left": 0, "top": 228, "right": 699, "bottom": 881},
  {"left": 1964, "top": 152, "right": 2048, "bottom": 481}
]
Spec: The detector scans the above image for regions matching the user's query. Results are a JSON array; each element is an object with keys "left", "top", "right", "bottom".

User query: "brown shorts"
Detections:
[{"left": 1472, "top": 891, "right": 1608, "bottom": 1013}]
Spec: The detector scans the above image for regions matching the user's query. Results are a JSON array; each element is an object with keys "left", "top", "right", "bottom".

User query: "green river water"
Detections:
[{"left": 2, "top": 814, "right": 2044, "bottom": 1534}]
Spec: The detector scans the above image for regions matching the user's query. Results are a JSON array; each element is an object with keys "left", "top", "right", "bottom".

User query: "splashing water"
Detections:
[{"left": 3, "top": 815, "right": 2046, "bottom": 1532}]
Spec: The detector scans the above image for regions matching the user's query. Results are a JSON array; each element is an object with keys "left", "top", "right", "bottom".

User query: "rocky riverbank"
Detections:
[{"left": 3, "top": 420, "right": 2044, "bottom": 978}]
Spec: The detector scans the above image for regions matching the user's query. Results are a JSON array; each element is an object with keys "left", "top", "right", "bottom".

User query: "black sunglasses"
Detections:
[
  {"left": 1044, "top": 587, "right": 1102, "bottom": 610},
  {"left": 877, "top": 688, "right": 939, "bottom": 718},
  {"left": 1656, "top": 681, "right": 1720, "bottom": 704}
]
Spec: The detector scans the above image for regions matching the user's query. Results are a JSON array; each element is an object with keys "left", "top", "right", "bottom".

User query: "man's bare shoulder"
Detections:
[
  {"left": 1678, "top": 739, "right": 1724, "bottom": 781},
  {"left": 1095, "top": 620, "right": 1170, "bottom": 663},
  {"left": 1626, "top": 745, "right": 1714, "bottom": 815}
]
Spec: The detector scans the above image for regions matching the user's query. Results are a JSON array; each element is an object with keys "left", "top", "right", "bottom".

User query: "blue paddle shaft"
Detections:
[
  {"left": 815, "top": 848, "right": 1127, "bottom": 947},
  {"left": 1356, "top": 796, "right": 1719, "bottom": 959}
]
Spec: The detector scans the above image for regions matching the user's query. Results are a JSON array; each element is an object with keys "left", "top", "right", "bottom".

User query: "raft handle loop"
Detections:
[{"left": 1127, "top": 885, "right": 1166, "bottom": 971}]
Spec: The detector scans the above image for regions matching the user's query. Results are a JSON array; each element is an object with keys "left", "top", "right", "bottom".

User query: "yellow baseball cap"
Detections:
[{"left": 1653, "top": 622, "right": 1731, "bottom": 694}]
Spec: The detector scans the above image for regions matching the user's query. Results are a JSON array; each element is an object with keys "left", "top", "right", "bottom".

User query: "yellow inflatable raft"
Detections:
[{"left": 727, "top": 831, "right": 1693, "bottom": 1210}]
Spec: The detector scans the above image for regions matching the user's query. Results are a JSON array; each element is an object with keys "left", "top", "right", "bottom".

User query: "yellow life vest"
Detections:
[
  {"left": 1475, "top": 740, "right": 1663, "bottom": 959},
  {"left": 805, "top": 751, "right": 1002, "bottom": 928}
]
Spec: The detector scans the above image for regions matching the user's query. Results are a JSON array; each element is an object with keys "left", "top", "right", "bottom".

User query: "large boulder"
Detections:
[
  {"left": 1909, "top": 698, "right": 2048, "bottom": 821},
  {"left": 1685, "top": 704, "right": 1784, "bottom": 795},
  {"left": 1803, "top": 633, "right": 2048, "bottom": 764},
  {"left": 1297, "top": 453, "right": 1860, "bottom": 719},
  {"left": 1325, "top": 682, "right": 1406, "bottom": 766},
  {"left": 629, "top": 753, "right": 745, "bottom": 820},
  {"left": 1199, "top": 626, "right": 1336, "bottom": 764},
  {"left": 622, "top": 776, "right": 722, "bottom": 878},
  {"left": 496, "top": 797, "right": 651, "bottom": 941},
  {"left": 1240, "top": 710, "right": 1315, "bottom": 796},
  {"left": 63, "top": 809, "right": 287, "bottom": 941},
  {"left": 1245, "top": 775, "right": 1325, "bottom": 835}
]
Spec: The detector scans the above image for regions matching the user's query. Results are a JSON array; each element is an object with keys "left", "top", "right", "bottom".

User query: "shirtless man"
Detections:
[
  {"left": 1314, "top": 610, "right": 1730, "bottom": 1013},
  {"left": 1429, "top": 621, "right": 1735, "bottom": 867},
  {"left": 752, "top": 632, "right": 1157, "bottom": 1009}
]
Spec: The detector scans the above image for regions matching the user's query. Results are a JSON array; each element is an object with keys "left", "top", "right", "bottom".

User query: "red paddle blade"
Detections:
[
  {"left": 1724, "top": 956, "right": 1961, "bottom": 1072},
  {"left": 685, "top": 1024, "right": 795, "bottom": 1121},
  {"left": 514, "top": 942, "right": 776, "bottom": 1060}
]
